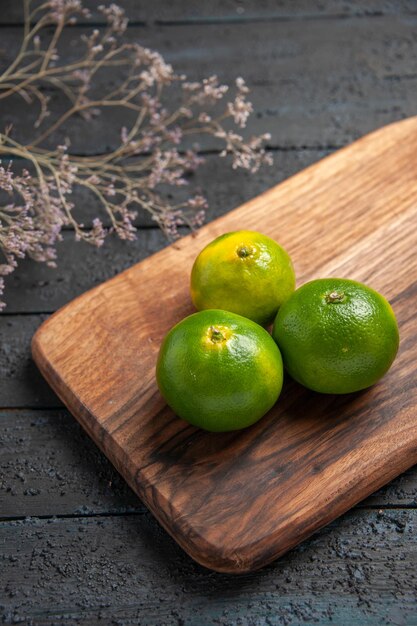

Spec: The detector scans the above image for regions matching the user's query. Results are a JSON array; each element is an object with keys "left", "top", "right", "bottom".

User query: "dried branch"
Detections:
[{"left": 0, "top": 1, "right": 272, "bottom": 309}]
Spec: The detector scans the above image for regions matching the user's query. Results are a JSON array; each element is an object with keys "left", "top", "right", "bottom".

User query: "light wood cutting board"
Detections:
[{"left": 32, "top": 118, "right": 417, "bottom": 573}]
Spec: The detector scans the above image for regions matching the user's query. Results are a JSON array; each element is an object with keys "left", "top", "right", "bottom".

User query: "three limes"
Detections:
[
  {"left": 190, "top": 230, "right": 295, "bottom": 326},
  {"left": 156, "top": 228, "right": 400, "bottom": 432},
  {"left": 156, "top": 309, "right": 283, "bottom": 432},
  {"left": 272, "top": 278, "right": 399, "bottom": 394}
]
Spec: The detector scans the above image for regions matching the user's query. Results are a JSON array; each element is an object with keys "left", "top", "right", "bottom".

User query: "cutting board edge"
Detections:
[
  {"left": 31, "top": 331, "right": 417, "bottom": 573},
  {"left": 32, "top": 330, "right": 252, "bottom": 572}
]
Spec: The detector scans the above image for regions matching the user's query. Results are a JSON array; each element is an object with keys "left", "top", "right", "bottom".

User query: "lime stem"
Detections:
[
  {"left": 237, "top": 245, "right": 251, "bottom": 258},
  {"left": 209, "top": 326, "right": 225, "bottom": 343},
  {"left": 326, "top": 290, "right": 345, "bottom": 303}
]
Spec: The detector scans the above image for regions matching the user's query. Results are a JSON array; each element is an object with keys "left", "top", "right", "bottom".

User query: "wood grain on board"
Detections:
[
  {"left": 32, "top": 117, "right": 417, "bottom": 572},
  {"left": 1, "top": 409, "right": 416, "bottom": 520}
]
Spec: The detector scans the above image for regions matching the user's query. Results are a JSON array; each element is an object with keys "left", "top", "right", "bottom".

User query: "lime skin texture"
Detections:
[
  {"left": 272, "top": 278, "right": 399, "bottom": 394},
  {"left": 156, "top": 309, "right": 284, "bottom": 432},
  {"left": 190, "top": 230, "right": 296, "bottom": 327}
]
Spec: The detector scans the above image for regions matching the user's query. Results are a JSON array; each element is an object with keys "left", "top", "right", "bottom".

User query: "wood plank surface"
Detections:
[
  {"left": 1, "top": 510, "right": 417, "bottom": 625},
  {"left": 3, "top": 230, "right": 169, "bottom": 315},
  {"left": 0, "top": 409, "right": 142, "bottom": 517},
  {"left": 1, "top": 17, "right": 416, "bottom": 152},
  {"left": 0, "top": 315, "right": 59, "bottom": 408},
  {"left": 2, "top": 2, "right": 417, "bottom": 621},
  {"left": 32, "top": 118, "right": 417, "bottom": 572},
  {"left": 2, "top": 0, "right": 416, "bottom": 24}
]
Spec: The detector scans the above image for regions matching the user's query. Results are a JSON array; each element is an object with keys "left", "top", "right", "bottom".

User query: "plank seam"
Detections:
[
  {"left": 1, "top": 12, "right": 416, "bottom": 28},
  {"left": 152, "top": 12, "right": 417, "bottom": 25},
  {"left": 1, "top": 504, "right": 416, "bottom": 525}
]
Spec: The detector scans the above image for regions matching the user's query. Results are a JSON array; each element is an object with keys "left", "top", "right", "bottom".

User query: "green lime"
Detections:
[
  {"left": 272, "top": 278, "right": 399, "bottom": 394},
  {"left": 156, "top": 309, "right": 283, "bottom": 432},
  {"left": 190, "top": 230, "right": 296, "bottom": 326}
]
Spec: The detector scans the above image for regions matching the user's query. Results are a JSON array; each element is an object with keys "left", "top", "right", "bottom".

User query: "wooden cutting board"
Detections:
[{"left": 32, "top": 118, "right": 417, "bottom": 573}]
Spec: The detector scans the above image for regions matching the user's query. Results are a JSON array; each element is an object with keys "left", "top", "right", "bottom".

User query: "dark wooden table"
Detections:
[{"left": 1, "top": 2, "right": 417, "bottom": 624}]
